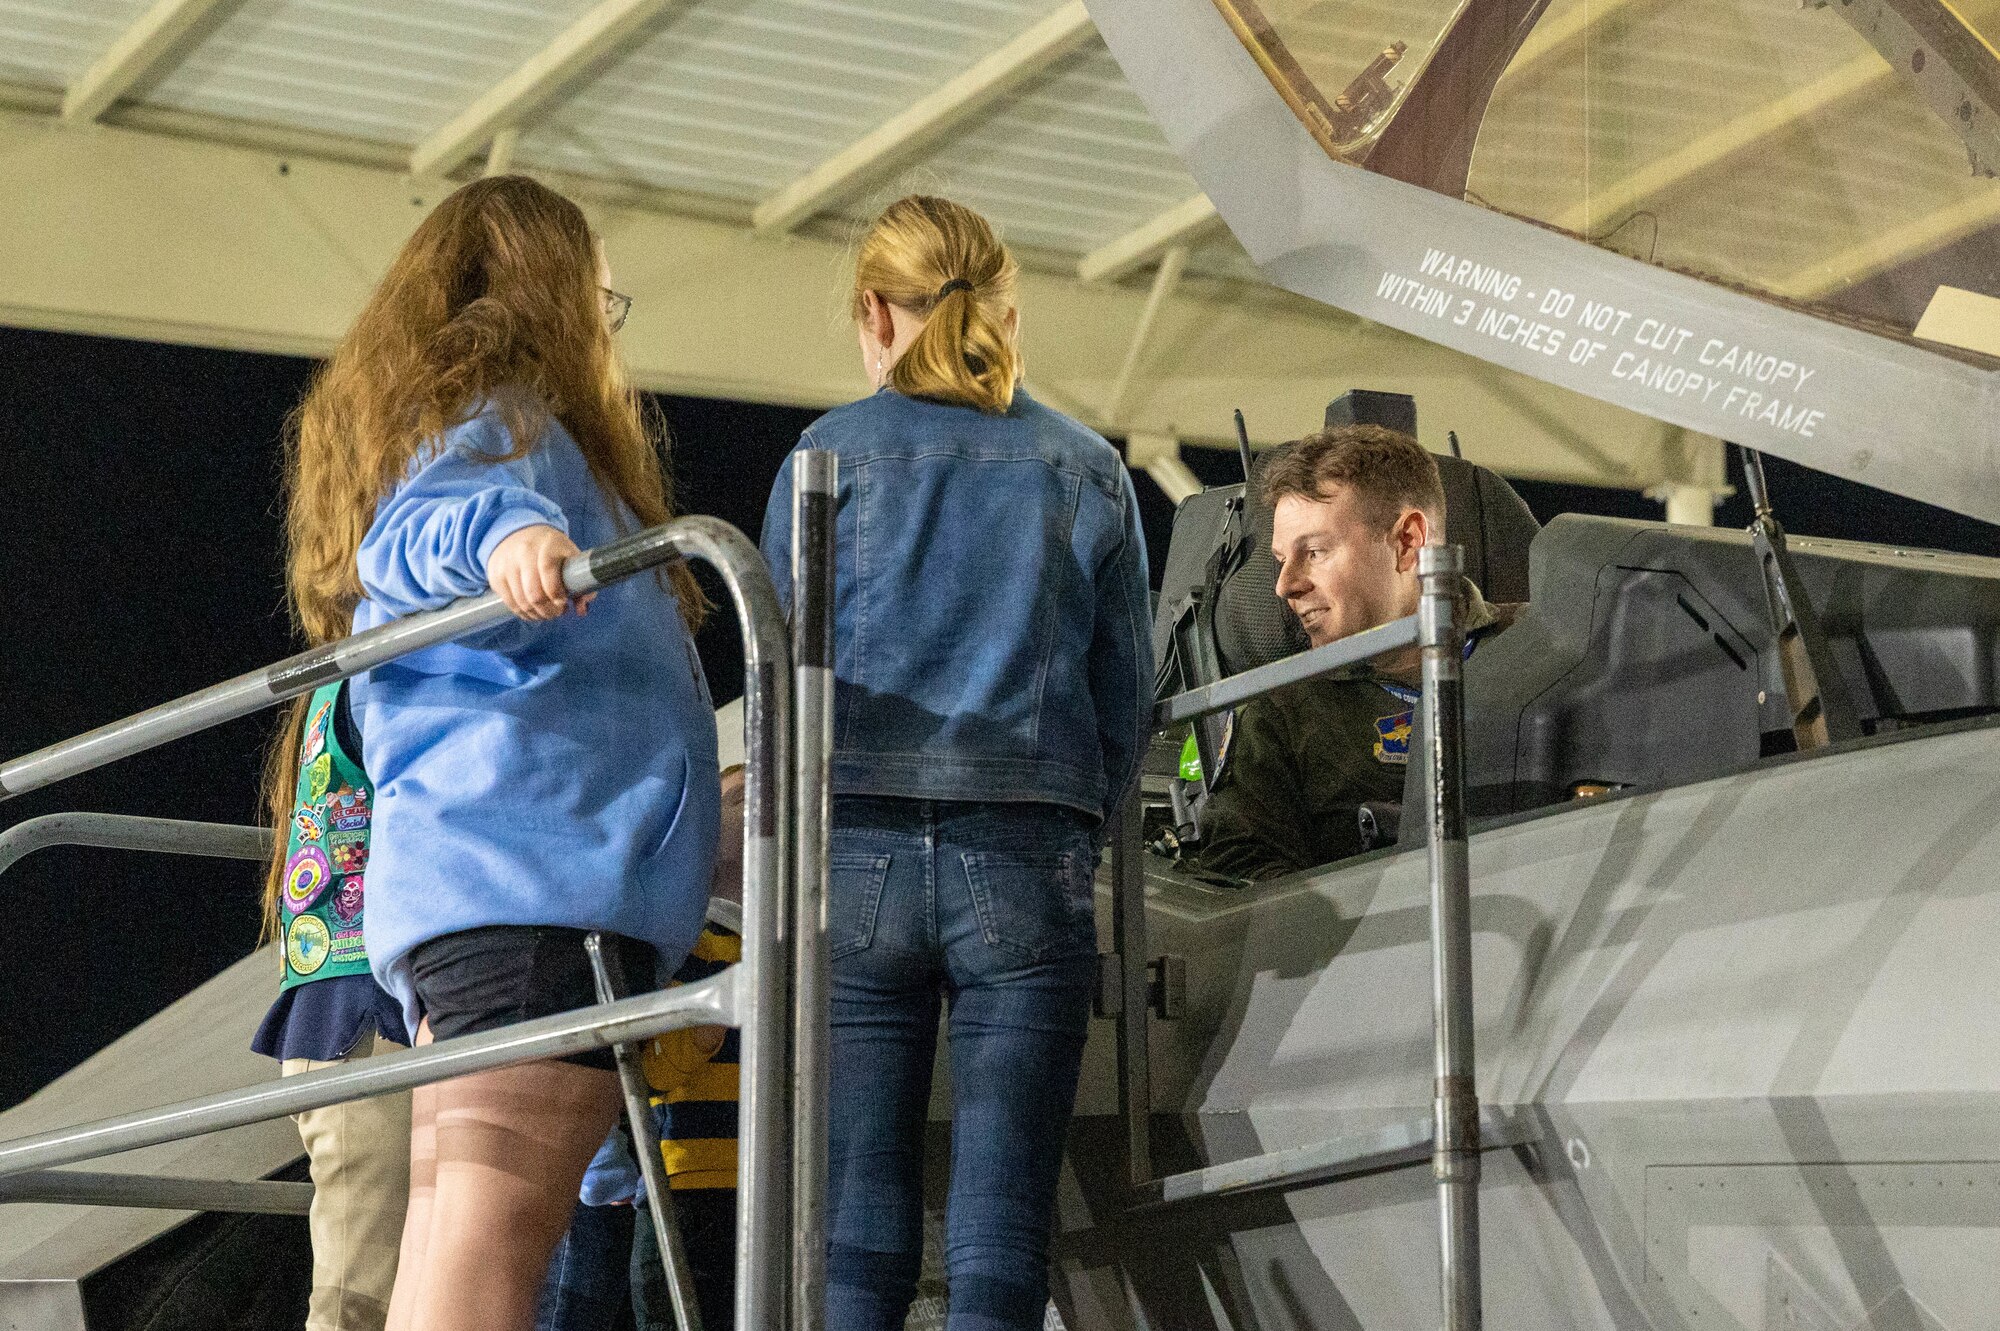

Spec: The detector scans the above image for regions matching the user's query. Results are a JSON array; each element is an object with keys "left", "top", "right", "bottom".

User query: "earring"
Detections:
[{"left": 874, "top": 350, "right": 885, "bottom": 384}]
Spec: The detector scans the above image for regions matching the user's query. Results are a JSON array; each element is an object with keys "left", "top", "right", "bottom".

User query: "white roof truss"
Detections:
[
  {"left": 1104, "top": 243, "right": 1190, "bottom": 426},
  {"left": 751, "top": 1, "right": 1099, "bottom": 235},
  {"left": 1078, "top": 193, "right": 1220, "bottom": 284},
  {"left": 410, "top": 0, "right": 681, "bottom": 180},
  {"left": 483, "top": 127, "right": 522, "bottom": 179},
  {"left": 62, "top": 0, "right": 246, "bottom": 124}
]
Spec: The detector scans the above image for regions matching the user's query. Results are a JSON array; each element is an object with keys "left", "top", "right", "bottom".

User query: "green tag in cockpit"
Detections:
[{"left": 1178, "top": 733, "right": 1203, "bottom": 782}]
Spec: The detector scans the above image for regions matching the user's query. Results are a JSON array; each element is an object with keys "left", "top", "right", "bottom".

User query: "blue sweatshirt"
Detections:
[{"left": 351, "top": 404, "right": 720, "bottom": 1032}]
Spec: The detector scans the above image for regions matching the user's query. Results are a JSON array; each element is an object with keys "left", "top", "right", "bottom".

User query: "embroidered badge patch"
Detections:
[
  {"left": 284, "top": 846, "right": 331, "bottom": 911},
  {"left": 331, "top": 874, "right": 365, "bottom": 926},
  {"left": 330, "top": 927, "right": 368, "bottom": 967},
  {"left": 293, "top": 804, "right": 326, "bottom": 844},
  {"left": 1373, "top": 709, "right": 1414, "bottom": 766},
  {"left": 302, "top": 699, "right": 331, "bottom": 765},
  {"left": 286, "top": 913, "right": 331, "bottom": 976},
  {"left": 330, "top": 830, "right": 368, "bottom": 875},
  {"left": 329, "top": 785, "right": 371, "bottom": 832}
]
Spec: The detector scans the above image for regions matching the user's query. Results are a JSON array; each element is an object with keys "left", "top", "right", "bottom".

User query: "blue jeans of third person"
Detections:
[{"left": 826, "top": 797, "right": 1098, "bottom": 1331}]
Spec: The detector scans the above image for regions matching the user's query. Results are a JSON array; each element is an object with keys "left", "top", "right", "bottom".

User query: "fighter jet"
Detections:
[{"left": 1043, "top": 3, "right": 2000, "bottom": 1328}]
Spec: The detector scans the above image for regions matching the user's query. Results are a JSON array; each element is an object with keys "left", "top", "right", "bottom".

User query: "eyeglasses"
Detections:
[{"left": 601, "top": 287, "right": 633, "bottom": 334}]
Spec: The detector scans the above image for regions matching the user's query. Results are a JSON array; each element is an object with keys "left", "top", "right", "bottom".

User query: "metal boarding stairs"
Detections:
[
  {"left": 0, "top": 453, "right": 839, "bottom": 1331},
  {"left": 0, "top": 446, "right": 1490, "bottom": 1328}
]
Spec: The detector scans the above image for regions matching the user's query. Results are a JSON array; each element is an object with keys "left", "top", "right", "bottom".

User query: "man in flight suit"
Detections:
[{"left": 1194, "top": 424, "right": 1515, "bottom": 881}]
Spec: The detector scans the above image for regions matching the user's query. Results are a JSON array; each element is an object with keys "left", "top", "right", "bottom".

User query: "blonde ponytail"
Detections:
[{"left": 855, "top": 196, "right": 1021, "bottom": 414}]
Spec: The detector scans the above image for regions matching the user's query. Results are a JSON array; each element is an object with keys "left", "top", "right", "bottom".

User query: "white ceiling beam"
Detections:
[
  {"left": 482, "top": 127, "right": 522, "bottom": 178},
  {"left": 1105, "top": 244, "right": 1189, "bottom": 425},
  {"left": 62, "top": 0, "right": 243, "bottom": 124},
  {"left": 411, "top": 0, "right": 674, "bottom": 180},
  {"left": 1777, "top": 186, "right": 2000, "bottom": 300},
  {"left": 1078, "top": 193, "right": 1221, "bottom": 284},
  {"left": 1556, "top": 53, "right": 1888, "bottom": 235},
  {"left": 752, "top": 0, "right": 1097, "bottom": 235},
  {"left": 0, "top": 107, "right": 1707, "bottom": 490},
  {"left": 1127, "top": 432, "right": 1202, "bottom": 504}
]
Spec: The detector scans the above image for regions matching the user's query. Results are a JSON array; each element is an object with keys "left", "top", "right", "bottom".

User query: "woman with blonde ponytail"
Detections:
[{"left": 760, "top": 195, "right": 1154, "bottom": 1331}]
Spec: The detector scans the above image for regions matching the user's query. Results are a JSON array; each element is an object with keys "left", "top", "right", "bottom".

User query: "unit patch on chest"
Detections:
[{"left": 1374, "top": 709, "right": 1414, "bottom": 766}]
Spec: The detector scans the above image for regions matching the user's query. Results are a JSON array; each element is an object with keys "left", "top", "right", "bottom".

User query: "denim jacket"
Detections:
[{"left": 761, "top": 386, "right": 1153, "bottom": 827}]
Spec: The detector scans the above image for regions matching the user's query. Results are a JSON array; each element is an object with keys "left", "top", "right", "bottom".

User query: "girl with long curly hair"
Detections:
[{"left": 276, "top": 173, "right": 719, "bottom": 1331}]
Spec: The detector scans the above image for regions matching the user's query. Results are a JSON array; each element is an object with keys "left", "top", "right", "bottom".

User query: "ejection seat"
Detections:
[{"left": 1151, "top": 394, "right": 1540, "bottom": 860}]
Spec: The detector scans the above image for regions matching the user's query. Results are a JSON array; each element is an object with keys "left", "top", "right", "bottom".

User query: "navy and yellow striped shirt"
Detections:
[{"left": 641, "top": 924, "right": 740, "bottom": 1190}]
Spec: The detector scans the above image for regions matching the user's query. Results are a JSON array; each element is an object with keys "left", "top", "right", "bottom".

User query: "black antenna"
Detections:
[
  {"left": 1740, "top": 443, "right": 1775, "bottom": 519},
  {"left": 1733, "top": 443, "right": 1860, "bottom": 749},
  {"left": 1446, "top": 430, "right": 1463, "bottom": 459},
  {"left": 1233, "top": 408, "right": 1254, "bottom": 484}
]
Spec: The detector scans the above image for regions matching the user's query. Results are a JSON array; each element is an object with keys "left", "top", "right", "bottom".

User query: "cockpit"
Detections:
[
  {"left": 1098, "top": 0, "right": 2000, "bottom": 887},
  {"left": 1144, "top": 386, "right": 2000, "bottom": 886}
]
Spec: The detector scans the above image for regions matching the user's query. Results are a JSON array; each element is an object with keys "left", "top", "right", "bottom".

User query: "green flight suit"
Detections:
[{"left": 1193, "top": 583, "right": 1508, "bottom": 882}]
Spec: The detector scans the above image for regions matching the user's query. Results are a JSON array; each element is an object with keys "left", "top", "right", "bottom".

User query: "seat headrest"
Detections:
[
  {"left": 1435, "top": 453, "right": 1540, "bottom": 605},
  {"left": 1212, "top": 446, "right": 1541, "bottom": 676},
  {"left": 1213, "top": 453, "right": 1307, "bottom": 677}
]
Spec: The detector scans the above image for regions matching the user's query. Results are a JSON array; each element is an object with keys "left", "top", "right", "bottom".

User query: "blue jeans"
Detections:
[
  {"left": 825, "top": 797, "right": 1098, "bottom": 1331},
  {"left": 534, "top": 1199, "right": 634, "bottom": 1331},
  {"left": 536, "top": 1189, "right": 736, "bottom": 1331}
]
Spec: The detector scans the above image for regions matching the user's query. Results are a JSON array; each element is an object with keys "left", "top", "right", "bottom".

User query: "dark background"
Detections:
[{"left": 2, "top": 323, "right": 1995, "bottom": 1109}]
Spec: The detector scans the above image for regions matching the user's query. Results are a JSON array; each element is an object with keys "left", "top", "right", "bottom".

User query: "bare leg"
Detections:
[
  {"left": 403, "top": 1055, "right": 621, "bottom": 1331},
  {"left": 384, "top": 1023, "right": 437, "bottom": 1331}
]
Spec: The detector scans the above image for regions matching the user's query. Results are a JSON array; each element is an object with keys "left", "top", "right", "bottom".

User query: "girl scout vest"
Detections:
[{"left": 279, "top": 682, "right": 374, "bottom": 990}]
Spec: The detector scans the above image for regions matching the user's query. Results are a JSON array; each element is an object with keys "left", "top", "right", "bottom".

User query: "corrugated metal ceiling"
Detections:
[
  {"left": 0, "top": 0, "right": 1226, "bottom": 271},
  {"left": 2, "top": 0, "right": 1997, "bottom": 305}
]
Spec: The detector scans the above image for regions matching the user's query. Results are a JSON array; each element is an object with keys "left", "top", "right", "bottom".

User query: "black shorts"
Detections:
[{"left": 407, "top": 925, "right": 657, "bottom": 1071}]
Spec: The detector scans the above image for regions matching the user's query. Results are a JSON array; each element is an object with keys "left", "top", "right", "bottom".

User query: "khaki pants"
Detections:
[{"left": 283, "top": 1031, "right": 413, "bottom": 1331}]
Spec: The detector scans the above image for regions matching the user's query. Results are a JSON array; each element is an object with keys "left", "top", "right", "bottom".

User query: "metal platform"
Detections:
[{"left": 0, "top": 947, "right": 299, "bottom": 1328}]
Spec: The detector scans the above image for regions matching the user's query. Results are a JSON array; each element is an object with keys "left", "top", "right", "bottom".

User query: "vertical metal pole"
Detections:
[
  {"left": 584, "top": 933, "right": 704, "bottom": 1331},
  {"left": 734, "top": 615, "right": 794, "bottom": 1331},
  {"left": 1110, "top": 789, "right": 1152, "bottom": 1187},
  {"left": 1418, "top": 544, "right": 1481, "bottom": 1331},
  {"left": 789, "top": 450, "right": 837, "bottom": 1330}
]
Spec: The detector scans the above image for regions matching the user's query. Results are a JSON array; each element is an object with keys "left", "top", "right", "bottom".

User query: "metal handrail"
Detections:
[
  {"left": 0, "top": 813, "right": 271, "bottom": 874},
  {"left": 1128, "top": 1107, "right": 1527, "bottom": 1214},
  {"left": 1113, "top": 545, "right": 1482, "bottom": 1328},
  {"left": 1153, "top": 614, "right": 1420, "bottom": 726},
  {"left": 0, "top": 979, "right": 734, "bottom": 1178},
  {"left": 0, "top": 515, "right": 758, "bottom": 802},
  {"left": 788, "top": 450, "right": 836, "bottom": 1330},
  {"left": 0, "top": 1170, "right": 313, "bottom": 1216},
  {"left": 0, "top": 822, "right": 759, "bottom": 1228},
  {"left": 1418, "top": 545, "right": 1480, "bottom": 1329},
  {"left": 0, "top": 506, "right": 820, "bottom": 1331}
]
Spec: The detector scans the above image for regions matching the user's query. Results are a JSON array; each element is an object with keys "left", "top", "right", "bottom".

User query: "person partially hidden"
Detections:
[{"left": 1194, "top": 425, "right": 1519, "bottom": 882}]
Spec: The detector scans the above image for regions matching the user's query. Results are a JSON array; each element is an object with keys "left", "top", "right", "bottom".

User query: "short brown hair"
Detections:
[{"left": 1259, "top": 423, "right": 1445, "bottom": 532}]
